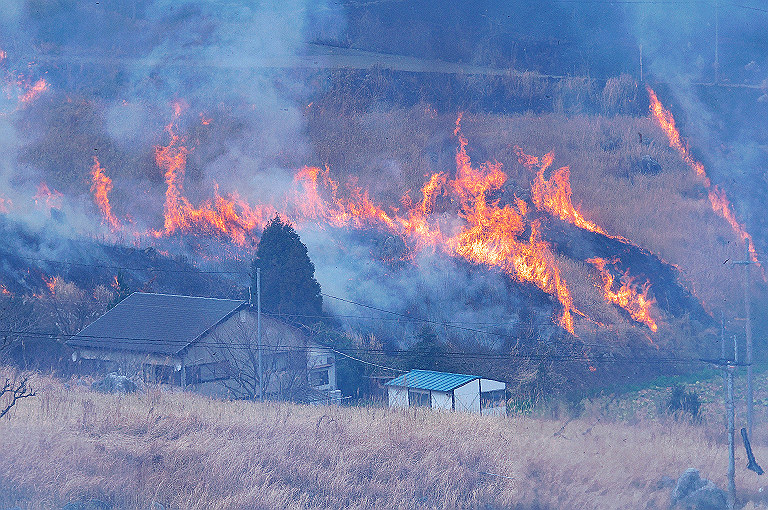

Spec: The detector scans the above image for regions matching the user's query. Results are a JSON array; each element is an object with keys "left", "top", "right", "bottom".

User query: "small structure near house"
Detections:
[
  {"left": 386, "top": 369, "right": 506, "bottom": 416},
  {"left": 68, "top": 292, "right": 340, "bottom": 403}
]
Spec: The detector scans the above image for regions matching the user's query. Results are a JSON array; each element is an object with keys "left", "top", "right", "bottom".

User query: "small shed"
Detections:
[{"left": 386, "top": 369, "right": 506, "bottom": 416}]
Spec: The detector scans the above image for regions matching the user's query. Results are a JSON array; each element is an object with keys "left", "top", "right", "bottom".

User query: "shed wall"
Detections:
[
  {"left": 431, "top": 391, "right": 452, "bottom": 410},
  {"left": 480, "top": 379, "right": 505, "bottom": 392},
  {"left": 454, "top": 379, "right": 481, "bottom": 413}
]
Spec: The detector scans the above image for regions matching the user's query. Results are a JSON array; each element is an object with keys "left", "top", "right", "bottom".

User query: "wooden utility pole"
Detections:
[
  {"left": 744, "top": 245, "right": 753, "bottom": 438},
  {"left": 726, "top": 362, "right": 736, "bottom": 510},
  {"left": 733, "top": 243, "right": 754, "bottom": 437},
  {"left": 257, "top": 267, "right": 263, "bottom": 401},
  {"left": 639, "top": 44, "right": 643, "bottom": 83}
]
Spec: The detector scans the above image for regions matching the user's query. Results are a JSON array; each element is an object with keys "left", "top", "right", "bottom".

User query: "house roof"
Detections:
[
  {"left": 68, "top": 292, "right": 246, "bottom": 356},
  {"left": 386, "top": 370, "right": 479, "bottom": 392}
]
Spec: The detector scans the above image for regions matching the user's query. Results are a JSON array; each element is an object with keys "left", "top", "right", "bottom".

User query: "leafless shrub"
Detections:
[{"left": 0, "top": 372, "right": 34, "bottom": 420}]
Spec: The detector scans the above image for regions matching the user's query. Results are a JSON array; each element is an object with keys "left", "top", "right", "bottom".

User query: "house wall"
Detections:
[
  {"left": 307, "top": 346, "right": 336, "bottom": 392},
  {"left": 76, "top": 349, "right": 182, "bottom": 384},
  {"left": 388, "top": 386, "right": 408, "bottom": 408},
  {"left": 430, "top": 390, "right": 452, "bottom": 411},
  {"left": 183, "top": 310, "right": 337, "bottom": 400},
  {"left": 75, "top": 308, "right": 338, "bottom": 401},
  {"left": 454, "top": 379, "right": 481, "bottom": 413},
  {"left": 480, "top": 379, "right": 505, "bottom": 392}
]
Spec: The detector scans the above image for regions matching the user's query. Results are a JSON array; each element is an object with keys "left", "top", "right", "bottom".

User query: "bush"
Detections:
[{"left": 667, "top": 384, "right": 700, "bottom": 420}]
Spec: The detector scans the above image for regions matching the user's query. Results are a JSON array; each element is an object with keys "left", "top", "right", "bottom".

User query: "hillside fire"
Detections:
[
  {"left": 76, "top": 107, "right": 675, "bottom": 336},
  {"left": 648, "top": 86, "right": 760, "bottom": 270}
]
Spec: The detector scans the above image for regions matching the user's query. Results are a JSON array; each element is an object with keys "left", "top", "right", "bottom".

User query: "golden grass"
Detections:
[{"left": 2, "top": 374, "right": 767, "bottom": 509}]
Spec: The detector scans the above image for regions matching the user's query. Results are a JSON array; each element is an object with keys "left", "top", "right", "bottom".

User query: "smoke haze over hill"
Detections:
[{"left": 0, "top": 0, "right": 766, "bottom": 386}]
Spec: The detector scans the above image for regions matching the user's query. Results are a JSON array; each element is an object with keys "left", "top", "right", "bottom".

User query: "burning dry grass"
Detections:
[
  {"left": 308, "top": 105, "right": 747, "bottom": 327},
  {"left": 1, "top": 374, "right": 767, "bottom": 509}
]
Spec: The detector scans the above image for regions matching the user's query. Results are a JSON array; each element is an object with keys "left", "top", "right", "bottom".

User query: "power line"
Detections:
[
  {"left": 11, "top": 255, "right": 247, "bottom": 274},
  {"left": 1, "top": 256, "right": 584, "bottom": 339},
  {"left": 0, "top": 328, "right": 712, "bottom": 366}
]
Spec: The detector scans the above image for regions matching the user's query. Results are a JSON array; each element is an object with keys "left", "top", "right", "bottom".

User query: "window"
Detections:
[
  {"left": 186, "top": 362, "right": 230, "bottom": 385},
  {"left": 481, "top": 389, "right": 506, "bottom": 410},
  {"left": 143, "top": 364, "right": 181, "bottom": 386},
  {"left": 309, "top": 369, "right": 330, "bottom": 387},
  {"left": 408, "top": 389, "right": 430, "bottom": 407}
]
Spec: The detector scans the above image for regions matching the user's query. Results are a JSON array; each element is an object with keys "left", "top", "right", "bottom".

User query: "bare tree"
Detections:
[
  {"left": 204, "top": 313, "right": 310, "bottom": 401},
  {"left": 0, "top": 296, "right": 36, "bottom": 418},
  {"left": 0, "top": 370, "right": 34, "bottom": 420},
  {"left": 39, "top": 278, "right": 112, "bottom": 338}
]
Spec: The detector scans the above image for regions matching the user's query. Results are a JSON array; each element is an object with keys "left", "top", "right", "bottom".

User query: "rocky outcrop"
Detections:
[{"left": 671, "top": 468, "right": 727, "bottom": 510}]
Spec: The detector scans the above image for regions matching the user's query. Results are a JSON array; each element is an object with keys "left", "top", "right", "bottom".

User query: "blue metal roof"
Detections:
[{"left": 386, "top": 370, "right": 479, "bottom": 392}]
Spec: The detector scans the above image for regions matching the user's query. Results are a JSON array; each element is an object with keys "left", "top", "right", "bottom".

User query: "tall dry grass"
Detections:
[{"left": 1, "top": 374, "right": 767, "bottom": 509}]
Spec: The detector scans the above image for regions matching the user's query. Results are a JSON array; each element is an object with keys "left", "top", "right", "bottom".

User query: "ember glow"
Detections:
[
  {"left": 588, "top": 257, "right": 657, "bottom": 332},
  {"left": 647, "top": 86, "right": 759, "bottom": 267},
  {"left": 90, "top": 157, "right": 121, "bottom": 232},
  {"left": 43, "top": 275, "right": 58, "bottom": 295}
]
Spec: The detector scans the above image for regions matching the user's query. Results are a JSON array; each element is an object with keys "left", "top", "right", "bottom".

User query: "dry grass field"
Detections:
[{"left": 1, "top": 373, "right": 767, "bottom": 510}]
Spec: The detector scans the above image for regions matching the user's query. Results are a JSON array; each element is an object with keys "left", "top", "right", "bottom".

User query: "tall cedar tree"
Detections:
[{"left": 252, "top": 216, "right": 323, "bottom": 321}]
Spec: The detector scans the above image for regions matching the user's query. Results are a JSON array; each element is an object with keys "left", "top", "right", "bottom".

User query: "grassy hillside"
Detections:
[
  {"left": 307, "top": 103, "right": 750, "bottom": 334},
  {"left": 1, "top": 373, "right": 767, "bottom": 509}
]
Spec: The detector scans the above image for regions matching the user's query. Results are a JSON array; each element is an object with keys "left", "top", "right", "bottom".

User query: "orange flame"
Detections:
[
  {"left": 286, "top": 117, "right": 578, "bottom": 331},
  {"left": 145, "top": 108, "right": 675, "bottom": 333},
  {"left": 152, "top": 102, "right": 276, "bottom": 246},
  {"left": 588, "top": 257, "right": 657, "bottom": 332},
  {"left": 34, "top": 182, "right": 62, "bottom": 209},
  {"left": 19, "top": 78, "right": 49, "bottom": 104},
  {"left": 647, "top": 86, "right": 760, "bottom": 268},
  {"left": 0, "top": 197, "right": 10, "bottom": 213},
  {"left": 521, "top": 149, "right": 607, "bottom": 235},
  {"left": 42, "top": 275, "right": 59, "bottom": 295},
  {"left": 0, "top": 284, "right": 11, "bottom": 296},
  {"left": 90, "top": 156, "right": 121, "bottom": 231}
]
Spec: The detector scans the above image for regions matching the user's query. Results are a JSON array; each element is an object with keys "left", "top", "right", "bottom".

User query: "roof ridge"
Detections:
[{"left": 132, "top": 291, "right": 245, "bottom": 303}]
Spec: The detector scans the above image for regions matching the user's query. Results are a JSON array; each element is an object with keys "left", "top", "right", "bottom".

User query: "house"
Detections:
[
  {"left": 386, "top": 369, "right": 507, "bottom": 416},
  {"left": 68, "top": 292, "right": 340, "bottom": 402}
]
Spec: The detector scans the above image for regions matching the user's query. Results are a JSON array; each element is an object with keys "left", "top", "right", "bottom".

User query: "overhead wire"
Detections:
[{"left": 0, "top": 328, "right": 713, "bottom": 366}]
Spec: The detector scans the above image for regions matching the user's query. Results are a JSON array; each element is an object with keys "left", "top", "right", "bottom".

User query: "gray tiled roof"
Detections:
[{"left": 68, "top": 292, "right": 246, "bottom": 356}]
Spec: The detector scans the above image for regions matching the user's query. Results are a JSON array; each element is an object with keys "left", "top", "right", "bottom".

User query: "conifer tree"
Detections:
[{"left": 252, "top": 216, "right": 323, "bottom": 321}]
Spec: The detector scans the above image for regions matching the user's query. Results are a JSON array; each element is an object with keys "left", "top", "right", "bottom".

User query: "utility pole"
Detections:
[
  {"left": 733, "top": 243, "right": 754, "bottom": 437},
  {"left": 726, "top": 361, "right": 736, "bottom": 510},
  {"left": 703, "top": 356, "right": 742, "bottom": 510},
  {"left": 744, "top": 244, "right": 753, "bottom": 438},
  {"left": 714, "top": 0, "right": 720, "bottom": 84},
  {"left": 639, "top": 44, "right": 643, "bottom": 83},
  {"left": 257, "top": 267, "right": 263, "bottom": 401},
  {"left": 721, "top": 313, "right": 727, "bottom": 427}
]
